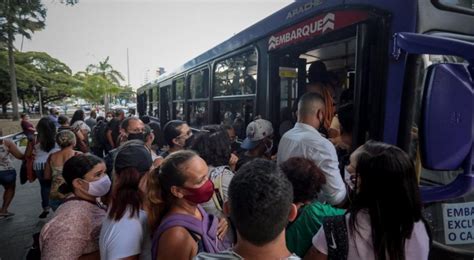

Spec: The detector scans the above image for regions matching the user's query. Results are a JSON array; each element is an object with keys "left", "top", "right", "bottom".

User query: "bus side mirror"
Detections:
[{"left": 420, "top": 63, "right": 473, "bottom": 171}]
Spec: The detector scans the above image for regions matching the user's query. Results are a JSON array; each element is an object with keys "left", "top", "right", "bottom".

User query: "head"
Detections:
[
  {"left": 70, "top": 109, "right": 85, "bottom": 126},
  {"left": 163, "top": 120, "right": 193, "bottom": 150},
  {"left": 58, "top": 115, "right": 69, "bottom": 126},
  {"left": 49, "top": 107, "right": 58, "bottom": 116},
  {"left": 96, "top": 116, "right": 105, "bottom": 122},
  {"left": 56, "top": 130, "right": 76, "bottom": 149},
  {"left": 226, "top": 159, "right": 296, "bottom": 246},
  {"left": 90, "top": 110, "right": 97, "bottom": 119},
  {"left": 280, "top": 157, "right": 326, "bottom": 206},
  {"left": 60, "top": 154, "right": 108, "bottom": 199},
  {"left": 105, "top": 112, "right": 114, "bottom": 122},
  {"left": 241, "top": 119, "right": 274, "bottom": 156},
  {"left": 144, "top": 124, "right": 155, "bottom": 147},
  {"left": 115, "top": 109, "right": 125, "bottom": 120},
  {"left": 121, "top": 117, "right": 146, "bottom": 141},
  {"left": 109, "top": 141, "right": 153, "bottom": 221},
  {"left": 190, "top": 130, "right": 231, "bottom": 167},
  {"left": 36, "top": 117, "right": 57, "bottom": 152},
  {"left": 220, "top": 124, "right": 237, "bottom": 144},
  {"left": 307, "top": 61, "right": 328, "bottom": 85},
  {"left": 21, "top": 113, "right": 29, "bottom": 121},
  {"left": 338, "top": 102, "right": 354, "bottom": 147},
  {"left": 297, "top": 92, "right": 326, "bottom": 130},
  {"left": 140, "top": 115, "right": 151, "bottom": 124},
  {"left": 349, "top": 141, "right": 423, "bottom": 260}
]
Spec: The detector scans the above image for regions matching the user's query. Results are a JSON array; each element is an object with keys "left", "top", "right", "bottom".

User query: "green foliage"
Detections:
[{"left": 0, "top": 51, "right": 78, "bottom": 106}]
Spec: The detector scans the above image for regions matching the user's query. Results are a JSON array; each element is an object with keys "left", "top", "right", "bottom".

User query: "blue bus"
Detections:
[{"left": 137, "top": 0, "right": 474, "bottom": 256}]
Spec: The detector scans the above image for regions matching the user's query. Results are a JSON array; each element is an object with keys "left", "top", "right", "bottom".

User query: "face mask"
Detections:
[
  {"left": 264, "top": 139, "right": 273, "bottom": 155},
  {"left": 344, "top": 168, "right": 355, "bottom": 190},
  {"left": 87, "top": 175, "right": 112, "bottom": 197},
  {"left": 106, "top": 117, "right": 112, "bottom": 122},
  {"left": 182, "top": 179, "right": 214, "bottom": 204},
  {"left": 128, "top": 132, "right": 145, "bottom": 141},
  {"left": 184, "top": 134, "right": 195, "bottom": 149}
]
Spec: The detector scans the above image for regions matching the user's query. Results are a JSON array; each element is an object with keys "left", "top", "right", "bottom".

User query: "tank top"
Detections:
[{"left": 0, "top": 142, "right": 14, "bottom": 171}]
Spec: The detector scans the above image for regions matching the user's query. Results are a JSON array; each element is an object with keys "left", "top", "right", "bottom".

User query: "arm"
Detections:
[
  {"left": 106, "top": 130, "right": 115, "bottom": 148},
  {"left": 304, "top": 246, "right": 328, "bottom": 260},
  {"left": 157, "top": 227, "right": 197, "bottom": 260},
  {"left": 5, "top": 140, "right": 24, "bottom": 160},
  {"left": 43, "top": 154, "right": 53, "bottom": 180},
  {"left": 313, "top": 145, "right": 347, "bottom": 206},
  {"left": 304, "top": 227, "right": 328, "bottom": 260}
]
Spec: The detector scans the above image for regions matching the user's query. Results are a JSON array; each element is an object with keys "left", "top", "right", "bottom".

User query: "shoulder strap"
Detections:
[
  {"left": 323, "top": 215, "right": 348, "bottom": 260},
  {"left": 211, "top": 166, "right": 228, "bottom": 211}
]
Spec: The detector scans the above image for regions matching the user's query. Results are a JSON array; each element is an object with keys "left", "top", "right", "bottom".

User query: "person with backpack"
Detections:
[
  {"left": 306, "top": 141, "right": 431, "bottom": 260},
  {"left": 91, "top": 116, "right": 107, "bottom": 158},
  {"left": 148, "top": 150, "right": 226, "bottom": 260}
]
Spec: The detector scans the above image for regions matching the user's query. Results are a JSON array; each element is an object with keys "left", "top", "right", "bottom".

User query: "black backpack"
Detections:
[
  {"left": 323, "top": 215, "right": 349, "bottom": 260},
  {"left": 92, "top": 121, "right": 107, "bottom": 147}
]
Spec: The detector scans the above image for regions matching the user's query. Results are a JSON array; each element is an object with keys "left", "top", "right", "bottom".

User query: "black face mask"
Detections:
[
  {"left": 184, "top": 134, "right": 195, "bottom": 149},
  {"left": 128, "top": 133, "right": 145, "bottom": 141}
]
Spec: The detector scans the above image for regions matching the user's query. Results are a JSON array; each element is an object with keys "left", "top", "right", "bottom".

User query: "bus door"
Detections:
[
  {"left": 395, "top": 32, "right": 474, "bottom": 256},
  {"left": 268, "top": 10, "right": 386, "bottom": 147}
]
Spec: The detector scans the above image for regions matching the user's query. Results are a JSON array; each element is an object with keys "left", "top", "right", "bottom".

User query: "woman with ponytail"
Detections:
[
  {"left": 148, "top": 150, "right": 226, "bottom": 260},
  {"left": 99, "top": 142, "right": 153, "bottom": 260},
  {"left": 40, "top": 154, "right": 109, "bottom": 260}
]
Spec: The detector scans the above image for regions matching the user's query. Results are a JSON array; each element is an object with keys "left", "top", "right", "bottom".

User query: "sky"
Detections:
[{"left": 16, "top": 0, "right": 293, "bottom": 89}]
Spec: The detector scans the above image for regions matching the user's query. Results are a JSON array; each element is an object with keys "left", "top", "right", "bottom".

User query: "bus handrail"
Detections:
[{"left": 393, "top": 32, "right": 474, "bottom": 64}]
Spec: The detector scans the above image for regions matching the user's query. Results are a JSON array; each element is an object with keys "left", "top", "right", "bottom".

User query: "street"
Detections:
[{"left": 0, "top": 157, "right": 52, "bottom": 260}]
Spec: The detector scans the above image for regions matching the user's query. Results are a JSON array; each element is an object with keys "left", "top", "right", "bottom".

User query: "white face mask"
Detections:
[
  {"left": 87, "top": 175, "right": 112, "bottom": 197},
  {"left": 344, "top": 168, "right": 355, "bottom": 191},
  {"left": 264, "top": 139, "right": 273, "bottom": 155},
  {"left": 106, "top": 117, "right": 113, "bottom": 122}
]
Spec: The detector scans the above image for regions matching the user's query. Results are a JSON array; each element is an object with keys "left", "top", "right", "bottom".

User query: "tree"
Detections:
[
  {"left": 0, "top": 0, "right": 47, "bottom": 120},
  {"left": 0, "top": 51, "right": 79, "bottom": 114},
  {"left": 72, "top": 73, "right": 122, "bottom": 106},
  {"left": 86, "top": 56, "right": 125, "bottom": 111}
]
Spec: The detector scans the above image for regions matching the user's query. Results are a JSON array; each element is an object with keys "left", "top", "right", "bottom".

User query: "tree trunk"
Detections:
[
  {"left": 1, "top": 103, "right": 7, "bottom": 114},
  {"left": 7, "top": 29, "right": 20, "bottom": 121}
]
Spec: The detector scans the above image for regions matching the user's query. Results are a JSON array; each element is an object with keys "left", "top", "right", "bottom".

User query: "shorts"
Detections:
[{"left": 0, "top": 169, "right": 17, "bottom": 186}]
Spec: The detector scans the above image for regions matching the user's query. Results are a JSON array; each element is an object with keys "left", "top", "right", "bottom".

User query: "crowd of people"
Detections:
[{"left": 0, "top": 61, "right": 431, "bottom": 260}]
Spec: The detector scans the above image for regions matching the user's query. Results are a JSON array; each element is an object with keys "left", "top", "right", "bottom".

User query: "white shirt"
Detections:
[
  {"left": 312, "top": 212, "right": 430, "bottom": 260},
  {"left": 277, "top": 122, "right": 346, "bottom": 205},
  {"left": 100, "top": 208, "right": 151, "bottom": 260}
]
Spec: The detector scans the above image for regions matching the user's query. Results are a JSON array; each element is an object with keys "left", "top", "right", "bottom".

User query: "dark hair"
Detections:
[
  {"left": 190, "top": 130, "right": 231, "bottom": 167},
  {"left": 96, "top": 116, "right": 105, "bottom": 122},
  {"left": 219, "top": 124, "right": 234, "bottom": 132},
  {"left": 141, "top": 115, "right": 150, "bottom": 124},
  {"left": 108, "top": 167, "right": 144, "bottom": 221},
  {"left": 308, "top": 61, "right": 328, "bottom": 84},
  {"left": 163, "top": 120, "right": 186, "bottom": 147},
  {"left": 58, "top": 115, "right": 69, "bottom": 125},
  {"left": 339, "top": 88, "right": 354, "bottom": 106},
  {"left": 60, "top": 154, "right": 103, "bottom": 194},
  {"left": 298, "top": 92, "right": 325, "bottom": 117},
  {"left": 20, "top": 113, "right": 27, "bottom": 119},
  {"left": 338, "top": 102, "right": 354, "bottom": 135},
  {"left": 120, "top": 117, "right": 140, "bottom": 131},
  {"left": 70, "top": 109, "right": 85, "bottom": 126},
  {"left": 149, "top": 121, "right": 164, "bottom": 148},
  {"left": 349, "top": 141, "right": 426, "bottom": 260},
  {"left": 36, "top": 117, "right": 57, "bottom": 152},
  {"left": 147, "top": 150, "right": 197, "bottom": 230},
  {"left": 230, "top": 159, "right": 293, "bottom": 245},
  {"left": 106, "top": 111, "right": 114, "bottom": 117},
  {"left": 90, "top": 111, "right": 97, "bottom": 118},
  {"left": 280, "top": 157, "right": 326, "bottom": 203},
  {"left": 114, "top": 109, "right": 124, "bottom": 117}
]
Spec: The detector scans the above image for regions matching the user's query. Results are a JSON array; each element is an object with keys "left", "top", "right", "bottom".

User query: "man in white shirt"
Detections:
[{"left": 277, "top": 92, "right": 346, "bottom": 206}]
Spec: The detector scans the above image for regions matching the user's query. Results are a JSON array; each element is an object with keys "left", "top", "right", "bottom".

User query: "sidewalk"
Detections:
[{"left": 0, "top": 158, "right": 53, "bottom": 260}]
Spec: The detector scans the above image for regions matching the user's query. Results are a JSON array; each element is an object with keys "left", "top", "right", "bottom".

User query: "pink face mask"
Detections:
[{"left": 182, "top": 179, "right": 214, "bottom": 204}]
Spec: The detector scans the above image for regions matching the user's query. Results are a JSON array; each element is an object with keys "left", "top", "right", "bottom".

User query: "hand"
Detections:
[
  {"left": 228, "top": 153, "right": 239, "bottom": 171},
  {"left": 217, "top": 217, "right": 229, "bottom": 240}
]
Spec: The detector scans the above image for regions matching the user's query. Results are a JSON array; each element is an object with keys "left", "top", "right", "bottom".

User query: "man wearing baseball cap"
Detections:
[{"left": 235, "top": 119, "right": 274, "bottom": 171}]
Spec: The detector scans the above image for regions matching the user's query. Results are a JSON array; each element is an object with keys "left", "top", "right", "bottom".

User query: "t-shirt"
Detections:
[
  {"left": 100, "top": 208, "right": 151, "bottom": 260},
  {"left": 235, "top": 153, "right": 260, "bottom": 171},
  {"left": 107, "top": 118, "right": 121, "bottom": 146},
  {"left": 312, "top": 211, "right": 430, "bottom": 260},
  {"left": 40, "top": 198, "right": 106, "bottom": 260},
  {"left": 21, "top": 120, "right": 35, "bottom": 135},
  {"left": 286, "top": 202, "right": 345, "bottom": 257},
  {"left": 194, "top": 250, "right": 301, "bottom": 260}
]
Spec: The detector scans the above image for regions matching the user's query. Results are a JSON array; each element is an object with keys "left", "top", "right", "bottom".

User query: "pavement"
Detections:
[{"left": 0, "top": 153, "right": 53, "bottom": 260}]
